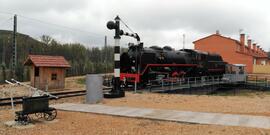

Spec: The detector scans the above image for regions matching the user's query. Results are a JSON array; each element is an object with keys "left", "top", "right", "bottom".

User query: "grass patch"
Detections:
[{"left": 76, "top": 77, "right": 86, "bottom": 85}]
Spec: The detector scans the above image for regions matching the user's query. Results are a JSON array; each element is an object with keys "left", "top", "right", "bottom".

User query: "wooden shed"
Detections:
[{"left": 24, "top": 55, "right": 71, "bottom": 91}]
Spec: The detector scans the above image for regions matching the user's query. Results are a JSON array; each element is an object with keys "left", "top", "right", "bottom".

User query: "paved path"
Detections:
[{"left": 53, "top": 103, "right": 270, "bottom": 129}]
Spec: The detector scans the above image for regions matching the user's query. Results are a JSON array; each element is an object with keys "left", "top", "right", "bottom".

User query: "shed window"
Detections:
[
  {"left": 34, "top": 67, "right": 39, "bottom": 77},
  {"left": 51, "top": 73, "right": 57, "bottom": 80}
]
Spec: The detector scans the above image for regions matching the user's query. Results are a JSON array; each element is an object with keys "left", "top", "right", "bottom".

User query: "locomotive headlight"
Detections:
[{"left": 133, "top": 60, "right": 135, "bottom": 63}]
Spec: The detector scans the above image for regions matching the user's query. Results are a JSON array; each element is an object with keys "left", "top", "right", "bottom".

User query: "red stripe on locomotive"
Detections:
[{"left": 120, "top": 63, "right": 198, "bottom": 83}]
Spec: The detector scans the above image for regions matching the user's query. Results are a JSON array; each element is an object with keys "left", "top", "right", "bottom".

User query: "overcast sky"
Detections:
[{"left": 0, "top": 0, "right": 269, "bottom": 50}]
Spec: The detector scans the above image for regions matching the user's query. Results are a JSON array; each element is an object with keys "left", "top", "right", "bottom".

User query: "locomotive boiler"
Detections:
[{"left": 120, "top": 43, "right": 227, "bottom": 86}]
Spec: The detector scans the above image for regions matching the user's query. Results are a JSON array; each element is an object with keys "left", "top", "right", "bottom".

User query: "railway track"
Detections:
[{"left": 0, "top": 88, "right": 112, "bottom": 107}]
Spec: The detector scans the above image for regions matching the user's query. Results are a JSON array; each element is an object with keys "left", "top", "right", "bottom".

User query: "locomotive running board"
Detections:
[
  {"left": 120, "top": 64, "right": 198, "bottom": 83},
  {"left": 141, "top": 64, "right": 198, "bottom": 75}
]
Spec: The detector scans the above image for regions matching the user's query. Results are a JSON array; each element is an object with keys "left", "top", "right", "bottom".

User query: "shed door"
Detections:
[{"left": 34, "top": 67, "right": 40, "bottom": 88}]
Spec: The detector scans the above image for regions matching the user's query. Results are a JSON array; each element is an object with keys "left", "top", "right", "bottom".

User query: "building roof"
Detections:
[
  {"left": 24, "top": 55, "right": 71, "bottom": 68},
  {"left": 193, "top": 34, "right": 241, "bottom": 45},
  {"left": 193, "top": 33, "right": 269, "bottom": 59}
]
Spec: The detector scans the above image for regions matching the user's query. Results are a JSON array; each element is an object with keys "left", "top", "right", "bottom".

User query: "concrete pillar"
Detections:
[{"left": 86, "top": 74, "right": 103, "bottom": 104}]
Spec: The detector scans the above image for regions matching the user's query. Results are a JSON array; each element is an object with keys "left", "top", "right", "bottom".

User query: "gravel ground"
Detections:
[
  {"left": 2, "top": 92, "right": 270, "bottom": 134},
  {"left": 0, "top": 76, "right": 85, "bottom": 98},
  {"left": 2, "top": 74, "right": 270, "bottom": 135},
  {"left": 1, "top": 109, "right": 270, "bottom": 135}
]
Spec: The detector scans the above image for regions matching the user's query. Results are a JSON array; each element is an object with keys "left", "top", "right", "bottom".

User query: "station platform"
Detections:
[{"left": 53, "top": 103, "right": 270, "bottom": 129}]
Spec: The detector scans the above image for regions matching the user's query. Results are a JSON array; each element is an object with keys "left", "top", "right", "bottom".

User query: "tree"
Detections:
[
  {"left": 40, "top": 35, "right": 53, "bottom": 45},
  {"left": 0, "top": 31, "right": 122, "bottom": 83}
]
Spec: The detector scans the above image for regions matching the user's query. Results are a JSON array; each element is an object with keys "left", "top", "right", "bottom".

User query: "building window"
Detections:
[
  {"left": 51, "top": 73, "right": 57, "bottom": 80},
  {"left": 34, "top": 67, "right": 39, "bottom": 77}
]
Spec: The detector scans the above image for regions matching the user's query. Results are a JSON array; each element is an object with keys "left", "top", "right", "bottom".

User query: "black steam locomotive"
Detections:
[{"left": 120, "top": 43, "right": 227, "bottom": 86}]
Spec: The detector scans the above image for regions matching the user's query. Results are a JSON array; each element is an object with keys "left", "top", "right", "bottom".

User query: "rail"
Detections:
[{"left": 0, "top": 87, "right": 113, "bottom": 107}]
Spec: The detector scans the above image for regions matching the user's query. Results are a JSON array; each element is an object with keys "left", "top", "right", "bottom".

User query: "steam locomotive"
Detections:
[{"left": 120, "top": 43, "right": 227, "bottom": 86}]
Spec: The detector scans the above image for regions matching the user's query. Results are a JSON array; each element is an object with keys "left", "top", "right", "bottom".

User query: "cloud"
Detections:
[
  {"left": 0, "top": 0, "right": 88, "bottom": 14},
  {"left": 0, "top": 0, "right": 269, "bottom": 50}
]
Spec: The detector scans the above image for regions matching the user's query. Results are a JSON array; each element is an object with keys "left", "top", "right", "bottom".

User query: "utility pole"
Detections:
[
  {"left": 104, "top": 35, "right": 107, "bottom": 47},
  {"left": 182, "top": 34, "right": 185, "bottom": 49},
  {"left": 12, "top": 14, "right": 17, "bottom": 78},
  {"left": 1, "top": 38, "right": 7, "bottom": 82},
  {"left": 2, "top": 39, "right": 5, "bottom": 66},
  {"left": 104, "top": 35, "right": 107, "bottom": 73}
]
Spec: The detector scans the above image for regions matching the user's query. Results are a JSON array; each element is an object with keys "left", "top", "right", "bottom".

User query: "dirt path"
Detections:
[{"left": 0, "top": 109, "right": 269, "bottom": 135}]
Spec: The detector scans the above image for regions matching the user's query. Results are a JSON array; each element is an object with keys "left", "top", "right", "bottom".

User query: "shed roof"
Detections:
[{"left": 24, "top": 55, "right": 71, "bottom": 68}]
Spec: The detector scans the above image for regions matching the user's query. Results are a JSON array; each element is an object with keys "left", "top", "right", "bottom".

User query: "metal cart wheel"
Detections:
[
  {"left": 18, "top": 115, "right": 31, "bottom": 125},
  {"left": 35, "top": 113, "right": 44, "bottom": 119},
  {"left": 44, "top": 109, "right": 57, "bottom": 121}
]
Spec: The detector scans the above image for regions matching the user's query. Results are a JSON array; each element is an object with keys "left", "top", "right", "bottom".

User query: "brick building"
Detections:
[
  {"left": 24, "top": 55, "right": 71, "bottom": 90},
  {"left": 194, "top": 31, "right": 269, "bottom": 73}
]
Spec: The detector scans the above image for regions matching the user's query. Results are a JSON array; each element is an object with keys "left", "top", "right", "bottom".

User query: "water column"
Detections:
[{"left": 104, "top": 16, "right": 125, "bottom": 98}]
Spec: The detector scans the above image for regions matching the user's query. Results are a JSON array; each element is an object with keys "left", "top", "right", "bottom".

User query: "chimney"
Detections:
[
  {"left": 264, "top": 51, "right": 268, "bottom": 57},
  {"left": 216, "top": 30, "right": 220, "bottom": 35},
  {"left": 240, "top": 34, "right": 245, "bottom": 52},
  {"left": 253, "top": 43, "right": 257, "bottom": 52},
  {"left": 247, "top": 39, "right": 252, "bottom": 52},
  {"left": 257, "top": 45, "right": 260, "bottom": 54}
]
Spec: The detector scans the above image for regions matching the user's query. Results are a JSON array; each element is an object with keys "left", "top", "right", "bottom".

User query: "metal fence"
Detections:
[
  {"left": 246, "top": 74, "right": 270, "bottom": 88},
  {"left": 147, "top": 75, "right": 225, "bottom": 92},
  {"left": 145, "top": 74, "right": 270, "bottom": 93}
]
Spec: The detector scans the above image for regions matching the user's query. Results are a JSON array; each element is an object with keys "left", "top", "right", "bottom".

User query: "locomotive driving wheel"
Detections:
[{"left": 44, "top": 109, "right": 57, "bottom": 121}]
